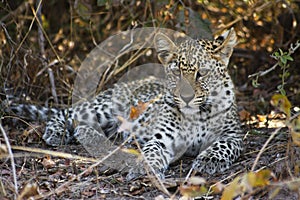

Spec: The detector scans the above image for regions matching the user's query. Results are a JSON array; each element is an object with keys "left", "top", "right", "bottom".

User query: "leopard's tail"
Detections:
[
  {"left": 1, "top": 85, "right": 61, "bottom": 122},
  {"left": 3, "top": 102, "right": 61, "bottom": 122}
]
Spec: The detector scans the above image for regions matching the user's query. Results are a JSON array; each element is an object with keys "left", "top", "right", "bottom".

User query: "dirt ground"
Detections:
[{"left": 1, "top": 122, "right": 300, "bottom": 199}]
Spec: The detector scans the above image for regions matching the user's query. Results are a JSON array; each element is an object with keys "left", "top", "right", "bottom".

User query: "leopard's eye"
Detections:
[{"left": 195, "top": 69, "right": 209, "bottom": 80}]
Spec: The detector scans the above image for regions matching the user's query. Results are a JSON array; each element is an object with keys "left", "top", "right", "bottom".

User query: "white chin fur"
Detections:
[{"left": 179, "top": 106, "right": 199, "bottom": 115}]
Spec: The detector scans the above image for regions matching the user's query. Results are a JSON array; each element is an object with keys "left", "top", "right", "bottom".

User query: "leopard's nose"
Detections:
[
  {"left": 179, "top": 77, "right": 195, "bottom": 103},
  {"left": 180, "top": 93, "right": 195, "bottom": 103}
]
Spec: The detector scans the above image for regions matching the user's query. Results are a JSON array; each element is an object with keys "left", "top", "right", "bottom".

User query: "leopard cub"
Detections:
[{"left": 7, "top": 28, "right": 243, "bottom": 178}]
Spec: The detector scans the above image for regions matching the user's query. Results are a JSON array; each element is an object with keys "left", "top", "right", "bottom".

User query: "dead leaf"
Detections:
[
  {"left": 42, "top": 155, "right": 56, "bottom": 169},
  {"left": 211, "top": 182, "right": 226, "bottom": 194},
  {"left": 269, "top": 187, "right": 281, "bottom": 199},
  {"left": 129, "top": 96, "right": 162, "bottom": 120},
  {"left": 17, "top": 183, "right": 39, "bottom": 200},
  {"left": 239, "top": 109, "right": 251, "bottom": 121},
  {"left": 179, "top": 176, "right": 207, "bottom": 198},
  {"left": 221, "top": 170, "right": 274, "bottom": 200},
  {"left": 130, "top": 101, "right": 150, "bottom": 120},
  {"left": 179, "top": 184, "right": 208, "bottom": 198},
  {"left": 248, "top": 169, "right": 272, "bottom": 187},
  {"left": 117, "top": 99, "right": 157, "bottom": 132},
  {"left": 74, "top": 0, "right": 92, "bottom": 20},
  {"left": 290, "top": 115, "right": 300, "bottom": 146},
  {"left": 271, "top": 94, "right": 291, "bottom": 119},
  {"left": 256, "top": 114, "right": 267, "bottom": 122},
  {"left": 188, "top": 177, "right": 206, "bottom": 185},
  {"left": 286, "top": 179, "right": 300, "bottom": 191},
  {"left": 221, "top": 177, "right": 240, "bottom": 200},
  {"left": 0, "top": 144, "right": 8, "bottom": 155}
]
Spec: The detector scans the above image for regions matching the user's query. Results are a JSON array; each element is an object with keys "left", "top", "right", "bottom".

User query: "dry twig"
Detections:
[
  {"left": 251, "top": 128, "right": 281, "bottom": 171},
  {"left": 35, "top": 0, "right": 58, "bottom": 104},
  {"left": 0, "top": 122, "right": 18, "bottom": 198}
]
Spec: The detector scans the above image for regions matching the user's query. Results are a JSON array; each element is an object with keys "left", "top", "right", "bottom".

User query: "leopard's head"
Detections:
[{"left": 155, "top": 28, "right": 237, "bottom": 114}]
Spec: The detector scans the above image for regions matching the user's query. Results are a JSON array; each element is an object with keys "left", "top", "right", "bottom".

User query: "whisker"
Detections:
[{"left": 173, "top": 97, "right": 182, "bottom": 104}]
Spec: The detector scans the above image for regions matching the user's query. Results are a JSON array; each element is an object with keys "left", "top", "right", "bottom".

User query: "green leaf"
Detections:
[
  {"left": 280, "top": 56, "right": 287, "bottom": 65},
  {"left": 285, "top": 55, "right": 294, "bottom": 61},
  {"left": 274, "top": 52, "right": 280, "bottom": 57},
  {"left": 283, "top": 71, "right": 290, "bottom": 79}
]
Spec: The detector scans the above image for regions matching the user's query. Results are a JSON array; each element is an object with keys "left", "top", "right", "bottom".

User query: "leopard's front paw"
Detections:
[
  {"left": 192, "top": 153, "right": 231, "bottom": 175},
  {"left": 43, "top": 127, "right": 72, "bottom": 146}
]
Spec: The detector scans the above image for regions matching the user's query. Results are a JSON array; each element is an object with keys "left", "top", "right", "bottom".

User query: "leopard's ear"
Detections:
[
  {"left": 155, "top": 33, "right": 177, "bottom": 65},
  {"left": 213, "top": 28, "right": 237, "bottom": 66}
]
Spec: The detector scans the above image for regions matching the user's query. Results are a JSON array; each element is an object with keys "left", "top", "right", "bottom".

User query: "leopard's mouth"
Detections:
[
  {"left": 177, "top": 102, "right": 202, "bottom": 114},
  {"left": 179, "top": 105, "right": 199, "bottom": 114},
  {"left": 175, "top": 95, "right": 208, "bottom": 114}
]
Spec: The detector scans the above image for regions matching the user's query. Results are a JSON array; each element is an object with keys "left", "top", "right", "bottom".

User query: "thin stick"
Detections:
[
  {"left": 10, "top": 145, "right": 98, "bottom": 162},
  {"left": 251, "top": 127, "right": 281, "bottom": 171},
  {"left": 248, "top": 63, "right": 279, "bottom": 79},
  {"left": 35, "top": 0, "right": 58, "bottom": 104},
  {"left": 0, "top": 122, "right": 18, "bottom": 198}
]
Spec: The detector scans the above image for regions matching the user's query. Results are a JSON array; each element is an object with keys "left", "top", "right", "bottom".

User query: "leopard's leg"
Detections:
[
  {"left": 126, "top": 138, "right": 176, "bottom": 180},
  {"left": 192, "top": 132, "right": 243, "bottom": 174},
  {"left": 126, "top": 104, "right": 187, "bottom": 180},
  {"left": 42, "top": 89, "right": 127, "bottom": 146},
  {"left": 42, "top": 104, "right": 119, "bottom": 147},
  {"left": 191, "top": 104, "right": 244, "bottom": 174},
  {"left": 42, "top": 99, "right": 108, "bottom": 146}
]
